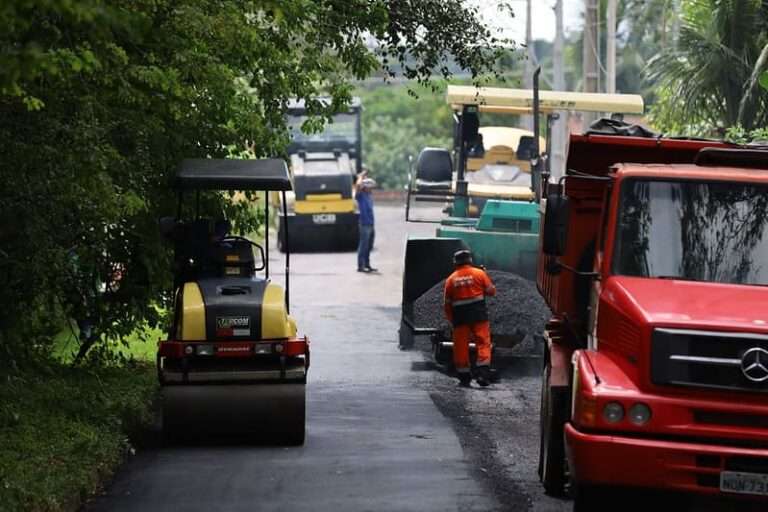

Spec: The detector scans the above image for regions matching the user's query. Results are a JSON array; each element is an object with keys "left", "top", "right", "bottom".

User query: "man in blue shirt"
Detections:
[{"left": 355, "top": 173, "right": 377, "bottom": 272}]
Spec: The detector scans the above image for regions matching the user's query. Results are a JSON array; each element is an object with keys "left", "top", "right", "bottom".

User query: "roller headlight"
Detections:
[
  {"left": 195, "top": 344, "right": 214, "bottom": 356},
  {"left": 602, "top": 402, "right": 625, "bottom": 424},
  {"left": 274, "top": 343, "right": 284, "bottom": 353},
  {"left": 184, "top": 345, "right": 194, "bottom": 355},
  {"left": 628, "top": 403, "right": 652, "bottom": 426}
]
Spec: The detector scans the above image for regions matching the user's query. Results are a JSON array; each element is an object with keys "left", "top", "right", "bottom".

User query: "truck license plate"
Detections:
[
  {"left": 720, "top": 471, "right": 768, "bottom": 496},
  {"left": 312, "top": 214, "right": 336, "bottom": 224}
]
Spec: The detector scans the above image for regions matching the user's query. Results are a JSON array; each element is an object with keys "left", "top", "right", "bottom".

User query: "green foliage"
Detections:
[
  {"left": 614, "top": 0, "right": 682, "bottom": 97},
  {"left": 358, "top": 83, "right": 453, "bottom": 189},
  {"left": 645, "top": 0, "right": 768, "bottom": 134},
  {"left": 357, "top": 79, "right": 528, "bottom": 189},
  {"left": 0, "top": 0, "right": 512, "bottom": 364},
  {"left": 54, "top": 323, "right": 161, "bottom": 364},
  {"left": 724, "top": 125, "right": 768, "bottom": 144},
  {"left": 0, "top": 363, "right": 156, "bottom": 510}
]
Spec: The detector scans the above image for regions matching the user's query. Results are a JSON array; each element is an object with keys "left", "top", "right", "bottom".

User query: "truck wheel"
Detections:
[
  {"left": 572, "top": 484, "right": 612, "bottom": 512},
  {"left": 539, "top": 363, "right": 568, "bottom": 497}
]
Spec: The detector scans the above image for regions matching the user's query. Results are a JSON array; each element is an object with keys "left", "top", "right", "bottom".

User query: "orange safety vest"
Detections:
[{"left": 443, "top": 265, "right": 496, "bottom": 326}]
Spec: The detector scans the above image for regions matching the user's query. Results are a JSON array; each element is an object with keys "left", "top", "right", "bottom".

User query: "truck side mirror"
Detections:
[
  {"left": 542, "top": 193, "right": 569, "bottom": 256},
  {"left": 415, "top": 147, "right": 453, "bottom": 183}
]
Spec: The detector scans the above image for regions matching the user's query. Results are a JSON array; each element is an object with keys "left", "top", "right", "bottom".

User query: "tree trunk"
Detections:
[{"left": 737, "top": 41, "right": 768, "bottom": 129}]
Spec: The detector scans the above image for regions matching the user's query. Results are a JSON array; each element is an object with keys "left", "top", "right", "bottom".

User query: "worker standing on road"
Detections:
[
  {"left": 443, "top": 250, "right": 496, "bottom": 387},
  {"left": 355, "top": 171, "right": 377, "bottom": 273}
]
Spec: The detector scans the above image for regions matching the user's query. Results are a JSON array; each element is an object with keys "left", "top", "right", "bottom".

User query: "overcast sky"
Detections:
[{"left": 474, "top": 1, "right": 584, "bottom": 43}]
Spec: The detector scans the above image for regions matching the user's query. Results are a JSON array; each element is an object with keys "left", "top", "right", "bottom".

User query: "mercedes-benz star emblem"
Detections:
[{"left": 741, "top": 347, "right": 768, "bottom": 383}]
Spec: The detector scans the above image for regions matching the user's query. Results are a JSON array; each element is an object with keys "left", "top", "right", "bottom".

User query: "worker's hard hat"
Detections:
[
  {"left": 361, "top": 177, "right": 376, "bottom": 188},
  {"left": 453, "top": 249, "right": 472, "bottom": 265}
]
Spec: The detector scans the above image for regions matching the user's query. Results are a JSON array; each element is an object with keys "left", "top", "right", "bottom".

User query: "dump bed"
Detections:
[{"left": 537, "top": 134, "right": 729, "bottom": 337}]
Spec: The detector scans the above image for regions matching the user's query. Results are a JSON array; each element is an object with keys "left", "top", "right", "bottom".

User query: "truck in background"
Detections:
[{"left": 536, "top": 131, "right": 768, "bottom": 510}]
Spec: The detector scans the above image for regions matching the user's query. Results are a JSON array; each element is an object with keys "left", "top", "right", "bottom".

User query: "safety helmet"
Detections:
[{"left": 453, "top": 249, "right": 472, "bottom": 265}]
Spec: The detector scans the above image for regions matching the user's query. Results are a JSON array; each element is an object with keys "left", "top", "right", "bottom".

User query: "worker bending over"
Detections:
[{"left": 443, "top": 249, "right": 496, "bottom": 387}]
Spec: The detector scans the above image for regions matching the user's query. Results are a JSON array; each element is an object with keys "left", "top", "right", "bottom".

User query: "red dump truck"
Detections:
[{"left": 536, "top": 132, "right": 768, "bottom": 510}]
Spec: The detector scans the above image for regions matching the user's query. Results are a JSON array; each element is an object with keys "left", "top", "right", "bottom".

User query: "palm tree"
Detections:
[
  {"left": 616, "top": 0, "right": 681, "bottom": 97},
  {"left": 645, "top": 0, "right": 768, "bottom": 133}
]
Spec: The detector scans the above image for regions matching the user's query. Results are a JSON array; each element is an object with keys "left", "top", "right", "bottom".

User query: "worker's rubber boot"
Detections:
[
  {"left": 475, "top": 366, "right": 491, "bottom": 387},
  {"left": 458, "top": 373, "right": 472, "bottom": 388}
]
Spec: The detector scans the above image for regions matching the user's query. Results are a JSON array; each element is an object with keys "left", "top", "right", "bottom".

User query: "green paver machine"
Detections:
[{"left": 399, "top": 72, "right": 645, "bottom": 350}]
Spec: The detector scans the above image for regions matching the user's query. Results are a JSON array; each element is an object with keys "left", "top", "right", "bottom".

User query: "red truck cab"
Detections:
[{"left": 537, "top": 133, "right": 768, "bottom": 510}]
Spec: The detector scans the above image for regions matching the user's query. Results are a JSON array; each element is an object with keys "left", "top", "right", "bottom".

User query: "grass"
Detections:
[
  {"left": 0, "top": 328, "right": 160, "bottom": 511},
  {"left": 53, "top": 324, "right": 162, "bottom": 364}
]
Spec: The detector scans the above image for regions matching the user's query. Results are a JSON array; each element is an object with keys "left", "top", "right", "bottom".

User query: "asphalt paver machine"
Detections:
[
  {"left": 399, "top": 75, "right": 645, "bottom": 356},
  {"left": 158, "top": 158, "right": 309, "bottom": 444}
]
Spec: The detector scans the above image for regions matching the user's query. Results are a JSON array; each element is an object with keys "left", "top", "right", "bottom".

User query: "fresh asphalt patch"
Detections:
[{"left": 412, "top": 335, "right": 571, "bottom": 512}]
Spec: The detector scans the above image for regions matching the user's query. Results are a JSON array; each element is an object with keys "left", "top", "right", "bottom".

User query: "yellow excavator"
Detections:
[{"left": 158, "top": 158, "right": 309, "bottom": 444}]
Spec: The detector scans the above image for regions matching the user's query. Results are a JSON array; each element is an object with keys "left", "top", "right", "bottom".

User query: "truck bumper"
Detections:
[{"left": 565, "top": 422, "right": 768, "bottom": 498}]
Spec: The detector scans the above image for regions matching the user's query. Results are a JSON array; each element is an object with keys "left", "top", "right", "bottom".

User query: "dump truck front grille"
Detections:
[{"left": 651, "top": 328, "right": 768, "bottom": 393}]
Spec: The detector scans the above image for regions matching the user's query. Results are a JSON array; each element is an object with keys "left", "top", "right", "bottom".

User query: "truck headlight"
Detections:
[
  {"left": 602, "top": 402, "right": 624, "bottom": 424},
  {"left": 628, "top": 403, "right": 652, "bottom": 426}
]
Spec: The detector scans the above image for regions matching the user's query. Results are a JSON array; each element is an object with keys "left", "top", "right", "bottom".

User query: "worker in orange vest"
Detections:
[{"left": 443, "top": 249, "right": 496, "bottom": 387}]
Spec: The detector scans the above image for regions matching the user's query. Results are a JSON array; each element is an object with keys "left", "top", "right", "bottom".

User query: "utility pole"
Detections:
[
  {"left": 551, "top": 0, "right": 566, "bottom": 178},
  {"left": 606, "top": 0, "right": 617, "bottom": 94},
  {"left": 671, "top": 0, "right": 681, "bottom": 49},
  {"left": 583, "top": 0, "right": 599, "bottom": 126},
  {"left": 523, "top": 0, "right": 536, "bottom": 130}
]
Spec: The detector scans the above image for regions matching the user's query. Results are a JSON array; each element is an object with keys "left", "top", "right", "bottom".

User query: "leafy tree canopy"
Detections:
[
  {"left": 645, "top": 0, "right": 768, "bottom": 134},
  {"left": 0, "top": 0, "right": 512, "bottom": 365}
]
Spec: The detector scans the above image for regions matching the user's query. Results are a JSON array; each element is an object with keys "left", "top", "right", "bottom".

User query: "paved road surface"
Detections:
[{"left": 86, "top": 204, "right": 568, "bottom": 512}]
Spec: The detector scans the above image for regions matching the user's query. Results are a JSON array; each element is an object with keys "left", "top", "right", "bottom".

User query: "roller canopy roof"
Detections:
[
  {"left": 176, "top": 158, "right": 293, "bottom": 191},
  {"left": 446, "top": 85, "right": 644, "bottom": 115}
]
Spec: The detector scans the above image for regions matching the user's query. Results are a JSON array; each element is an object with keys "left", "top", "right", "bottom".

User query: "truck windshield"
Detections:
[
  {"left": 288, "top": 112, "right": 358, "bottom": 147},
  {"left": 613, "top": 179, "right": 768, "bottom": 286}
]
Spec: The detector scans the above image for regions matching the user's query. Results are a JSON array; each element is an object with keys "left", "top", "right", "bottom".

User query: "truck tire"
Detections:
[
  {"left": 572, "top": 484, "right": 612, "bottom": 512},
  {"left": 539, "top": 362, "right": 568, "bottom": 497}
]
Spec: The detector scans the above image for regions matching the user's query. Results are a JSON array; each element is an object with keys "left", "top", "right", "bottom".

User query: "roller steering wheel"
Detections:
[{"left": 215, "top": 235, "right": 266, "bottom": 272}]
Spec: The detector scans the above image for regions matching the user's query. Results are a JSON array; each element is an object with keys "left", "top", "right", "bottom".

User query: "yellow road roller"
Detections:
[
  {"left": 276, "top": 97, "right": 363, "bottom": 252},
  {"left": 157, "top": 158, "right": 309, "bottom": 444}
]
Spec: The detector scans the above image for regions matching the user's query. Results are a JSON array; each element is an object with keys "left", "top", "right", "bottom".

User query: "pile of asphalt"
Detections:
[{"left": 413, "top": 270, "right": 551, "bottom": 354}]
